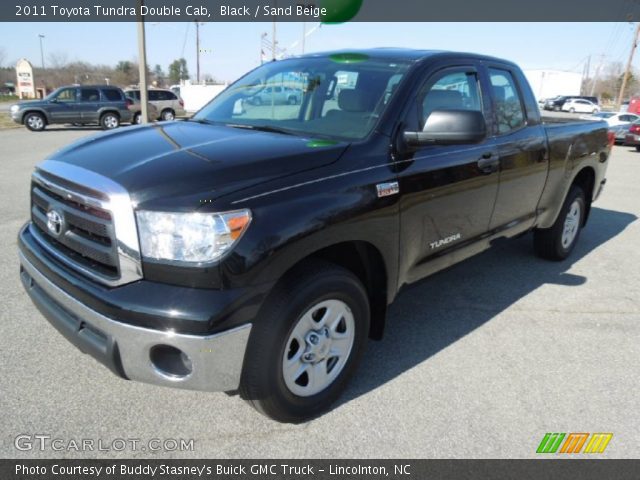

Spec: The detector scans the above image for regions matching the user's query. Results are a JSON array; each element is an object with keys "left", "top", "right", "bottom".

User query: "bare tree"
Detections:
[
  {"left": 0, "top": 47, "right": 6, "bottom": 68},
  {"left": 47, "top": 51, "right": 69, "bottom": 69}
]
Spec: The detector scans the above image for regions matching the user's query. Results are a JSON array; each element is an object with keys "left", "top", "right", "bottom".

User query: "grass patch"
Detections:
[{"left": 0, "top": 111, "right": 20, "bottom": 130}]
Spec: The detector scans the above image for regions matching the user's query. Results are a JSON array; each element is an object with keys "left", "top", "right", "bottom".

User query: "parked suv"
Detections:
[
  {"left": 124, "top": 88, "right": 185, "bottom": 121},
  {"left": 10, "top": 85, "right": 132, "bottom": 131}
]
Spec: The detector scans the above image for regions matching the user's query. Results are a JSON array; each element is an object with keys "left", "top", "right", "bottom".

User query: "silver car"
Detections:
[{"left": 125, "top": 89, "right": 186, "bottom": 121}]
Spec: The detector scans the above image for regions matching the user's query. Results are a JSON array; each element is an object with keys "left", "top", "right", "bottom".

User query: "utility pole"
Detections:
[
  {"left": 582, "top": 55, "right": 591, "bottom": 94},
  {"left": 617, "top": 22, "right": 640, "bottom": 110},
  {"left": 137, "top": 0, "right": 149, "bottom": 124},
  {"left": 38, "top": 34, "right": 45, "bottom": 69},
  {"left": 272, "top": 21, "right": 277, "bottom": 60},
  {"left": 195, "top": 20, "right": 200, "bottom": 83},
  {"left": 589, "top": 53, "right": 606, "bottom": 97}
]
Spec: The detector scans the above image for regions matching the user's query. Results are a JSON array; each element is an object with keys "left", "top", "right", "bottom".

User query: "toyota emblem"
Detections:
[{"left": 46, "top": 209, "right": 64, "bottom": 237}]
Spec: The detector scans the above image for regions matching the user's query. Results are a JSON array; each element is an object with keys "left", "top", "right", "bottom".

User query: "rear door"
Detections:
[
  {"left": 78, "top": 87, "right": 101, "bottom": 123},
  {"left": 485, "top": 66, "right": 548, "bottom": 231},
  {"left": 397, "top": 65, "right": 501, "bottom": 283}
]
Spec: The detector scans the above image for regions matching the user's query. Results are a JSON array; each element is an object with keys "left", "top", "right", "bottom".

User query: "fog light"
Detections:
[{"left": 150, "top": 345, "right": 193, "bottom": 379}]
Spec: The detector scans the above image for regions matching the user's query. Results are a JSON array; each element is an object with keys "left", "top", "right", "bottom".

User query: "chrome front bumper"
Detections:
[{"left": 19, "top": 252, "right": 251, "bottom": 392}]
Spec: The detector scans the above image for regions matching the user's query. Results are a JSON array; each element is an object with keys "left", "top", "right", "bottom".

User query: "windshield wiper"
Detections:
[{"left": 225, "top": 123, "right": 297, "bottom": 136}]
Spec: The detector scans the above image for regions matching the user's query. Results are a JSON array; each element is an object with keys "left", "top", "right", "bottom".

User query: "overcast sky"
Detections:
[{"left": 0, "top": 22, "right": 636, "bottom": 82}]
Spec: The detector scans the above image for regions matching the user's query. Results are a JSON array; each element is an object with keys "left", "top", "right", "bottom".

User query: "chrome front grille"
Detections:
[{"left": 29, "top": 160, "right": 143, "bottom": 287}]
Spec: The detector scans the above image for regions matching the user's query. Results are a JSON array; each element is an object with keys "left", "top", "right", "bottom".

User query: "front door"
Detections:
[
  {"left": 397, "top": 66, "right": 500, "bottom": 284},
  {"left": 48, "top": 87, "right": 78, "bottom": 123}
]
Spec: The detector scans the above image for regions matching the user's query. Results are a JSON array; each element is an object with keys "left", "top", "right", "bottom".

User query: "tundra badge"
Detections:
[{"left": 430, "top": 233, "right": 461, "bottom": 249}]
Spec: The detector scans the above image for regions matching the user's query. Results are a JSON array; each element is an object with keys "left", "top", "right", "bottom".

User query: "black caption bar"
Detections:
[
  {"left": 3, "top": 0, "right": 640, "bottom": 22},
  {"left": 2, "top": 460, "right": 640, "bottom": 480}
]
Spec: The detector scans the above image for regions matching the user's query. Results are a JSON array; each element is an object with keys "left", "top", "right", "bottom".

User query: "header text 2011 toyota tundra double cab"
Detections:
[{"left": 19, "top": 50, "right": 611, "bottom": 422}]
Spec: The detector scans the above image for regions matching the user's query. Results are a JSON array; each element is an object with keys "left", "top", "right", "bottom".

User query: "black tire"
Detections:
[
  {"left": 569, "top": 107, "right": 575, "bottom": 113},
  {"left": 100, "top": 112, "right": 120, "bottom": 130},
  {"left": 24, "top": 112, "right": 46, "bottom": 131},
  {"left": 533, "top": 185, "right": 586, "bottom": 261},
  {"left": 240, "top": 260, "right": 370, "bottom": 423},
  {"left": 635, "top": 145, "right": 640, "bottom": 152},
  {"left": 133, "top": 112, "right": 141, "bottom": 125},
  {"left": 161, "top": 109, "right": 175, "bottom": 121}
]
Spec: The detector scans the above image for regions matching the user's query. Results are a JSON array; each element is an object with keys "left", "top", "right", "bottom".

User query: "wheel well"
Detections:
[
  {"left": 162, "top": 108, "right": 175, "bottom": 114},
  {"left": 100, "top": 110, "right": 120, "bottom": 119},
  {"left": 289, "top": 242, "right": 389, "bottom": 340},
  {"left": 572, "top": 167, "right": 595, "bottom": 226},
  {"left": 22, "top": 110, "right": 47, "bottom": 125}
]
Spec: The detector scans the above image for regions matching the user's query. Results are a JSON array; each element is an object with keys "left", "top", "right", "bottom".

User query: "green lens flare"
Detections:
[{"left": 320, "top": 0, "right": 363, "bottom": 23}]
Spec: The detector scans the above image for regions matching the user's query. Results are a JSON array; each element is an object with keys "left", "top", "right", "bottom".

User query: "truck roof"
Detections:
[{"left": 300, "top": 48, "right": 516, "bottom": 66}]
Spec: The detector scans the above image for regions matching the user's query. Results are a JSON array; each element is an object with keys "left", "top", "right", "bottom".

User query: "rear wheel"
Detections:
[
  {"left": 635, "top": 145, "right": 640, "bottom": 152},
  {"left": 161, "top": 109, "right": 175, "bottom": 121},
  {"left": 24, "top": 112, "right": 46, "bottom": 131},
  {"left": 534, "top": 185, "right": 586, "bottom": 260},
  {"left": 569, "top": 107, "right": 576, "bottom": 113},
  {"left": 240, "top": 260, "right": 370, "bottom": 423},
  {"left": 100, "top": 112, "right": 120, "bottom": 130}
]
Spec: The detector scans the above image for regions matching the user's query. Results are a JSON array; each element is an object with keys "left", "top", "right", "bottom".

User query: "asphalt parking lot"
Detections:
[{"left": 1, "top": 126, "right": 638, "bottom": 459}]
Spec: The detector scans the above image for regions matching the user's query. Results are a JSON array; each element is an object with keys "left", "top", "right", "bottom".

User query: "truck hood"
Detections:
[{"left": 46, "top": 121, "right": 349, "bottom": 208}]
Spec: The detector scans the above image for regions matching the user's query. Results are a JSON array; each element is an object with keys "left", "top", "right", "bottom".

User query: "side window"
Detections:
[
  {"left": 148, "top": 91, "right": 159, "bottom": 101},
  {"left": 54, "top": 88, "right": 76, "bottom": 102},
  {"left": 80, "top": 89, "right": 100, "bottom": 102},
  {"left": 102, "top": 89, "right": 122, "bottom": 101},
  {"left": 489, "top": 68, "right": 525, "bottom": 134},
  {"left": 419, "top": 70, "right": 482, "bottom": 129}
]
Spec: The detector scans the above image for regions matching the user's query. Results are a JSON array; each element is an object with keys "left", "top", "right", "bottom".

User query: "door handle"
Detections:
[{"left": 477, "top": 153, "right": 499, "bottom": 174}]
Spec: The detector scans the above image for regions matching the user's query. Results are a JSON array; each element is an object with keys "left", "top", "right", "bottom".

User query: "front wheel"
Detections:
[
  {"left": 569, "top": 107, "right": 576, "bottom": 113},
  {"left": 635, "top": 145, "right": 640, "bottom": 152},
  {"left": 24, "top": 112, "right": 46, "bottom": 131},
  {"left": 534, "top": 185, "right": 586, "bottom": 260},
  {"left": 240, "top": 261, "right": 370, "bottom": 423},
  {"left": 100, "top": 112, "right": 120, "bottom": 130}
]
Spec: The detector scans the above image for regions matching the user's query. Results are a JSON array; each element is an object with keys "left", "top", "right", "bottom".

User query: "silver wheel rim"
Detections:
[
  {"left": 28, "top": 115, "right": 43, "bottom": 130},
  {"left": 282, "top": 299, "right": 355, "bottom": 397},
  {"left": 164, "top": 111, "right": 174, "bottom": 120},
  {"left": 562, "top": 199, "right": 581, "bottom": 249},
  {"left": 104, "top": 116, "right": 118, "bottom": 128}
]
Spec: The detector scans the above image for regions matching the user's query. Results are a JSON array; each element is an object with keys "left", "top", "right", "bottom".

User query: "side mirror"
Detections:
[{"left": 404, "top": 109, "right": 487, "bottom": 146}]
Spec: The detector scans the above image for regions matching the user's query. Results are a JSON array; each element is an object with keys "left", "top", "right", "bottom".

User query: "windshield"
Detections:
[{"left": 193, "top": 55, "right": 411, "bottom": 141}]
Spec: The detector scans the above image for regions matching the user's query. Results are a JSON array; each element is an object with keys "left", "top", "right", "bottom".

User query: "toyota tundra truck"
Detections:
[{"left": 18, "top": 50, "right": 611, "bottom": 422}]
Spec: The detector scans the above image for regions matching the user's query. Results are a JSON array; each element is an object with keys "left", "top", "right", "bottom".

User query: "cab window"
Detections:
[
  {"left": 489, "top": 68, "right": 525, "bottom": 134},
  {"left": 418, "top": 70, "right": 482, "bottom": 129}
]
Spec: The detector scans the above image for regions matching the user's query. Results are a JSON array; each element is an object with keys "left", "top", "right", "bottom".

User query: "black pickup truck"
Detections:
[{"left": 18, "top": 49, "right": 611, "bottom": 422}]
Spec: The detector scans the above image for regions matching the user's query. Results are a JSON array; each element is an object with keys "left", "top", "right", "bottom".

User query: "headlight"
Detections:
[
  {"left": 136, "top": 209, "right": 251, "bottom": 263},
  {"left": 10, "top": 105, "right": 19, "bottom": 113}
]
